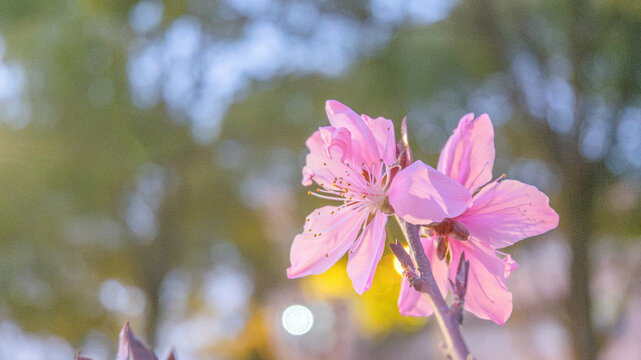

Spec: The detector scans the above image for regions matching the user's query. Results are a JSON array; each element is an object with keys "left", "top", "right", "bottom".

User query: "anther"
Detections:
[{"left": 435, "top": 236, "right": 449, "bottom": 260}]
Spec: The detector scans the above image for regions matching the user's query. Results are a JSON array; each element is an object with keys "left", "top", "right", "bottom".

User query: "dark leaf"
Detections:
[{"left": 117, "top": 322, "right": 159, "bottom": 360}]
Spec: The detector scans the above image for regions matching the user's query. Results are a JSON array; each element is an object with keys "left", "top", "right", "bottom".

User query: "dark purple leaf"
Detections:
[{"left": 117, "top": 321, "right": 159, "bottom": 360}]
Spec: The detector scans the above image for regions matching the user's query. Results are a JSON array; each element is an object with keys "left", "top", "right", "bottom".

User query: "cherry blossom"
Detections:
[
  {"left": 287, "top": 101, "right": 471, "bottom": 294},
  {"left": 398, "top": 113, "right": 559, "bottom": 324}
]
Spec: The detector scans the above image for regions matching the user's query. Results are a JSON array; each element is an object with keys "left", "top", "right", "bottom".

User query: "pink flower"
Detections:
[
  {"left": 398, "top": 113, "right": 559, "bottom": 324},
  {"left": 287, "top": 101, "right": 472, "bottom": 294}
]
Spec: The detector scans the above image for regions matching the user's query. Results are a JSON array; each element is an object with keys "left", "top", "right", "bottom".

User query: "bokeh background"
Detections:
[{"left": 0, "top": 0, "right": 640, "bottom": 359}]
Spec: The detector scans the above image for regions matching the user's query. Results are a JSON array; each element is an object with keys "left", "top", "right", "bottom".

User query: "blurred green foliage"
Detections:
[{"left": 0, "top": 0, "right": 640, "bottom": 359}]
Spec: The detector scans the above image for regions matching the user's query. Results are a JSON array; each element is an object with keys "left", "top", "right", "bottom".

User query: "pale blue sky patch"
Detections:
[{"left": 129, "top": 0, "right": 164, "bottom": 34}]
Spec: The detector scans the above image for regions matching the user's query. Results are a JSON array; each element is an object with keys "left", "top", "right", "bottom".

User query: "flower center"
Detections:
[
  {"left": 423, "top": 218, "right": 469, "bottom": 261},
  {"left": 306, "top": 160, "right": 399, "bottom": 215},
  {"left": 379, "top": 197, "right": 394, "bottom": 214}
]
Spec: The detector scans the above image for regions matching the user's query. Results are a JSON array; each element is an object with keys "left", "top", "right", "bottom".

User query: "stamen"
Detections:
[{"left": 309, "top": 192, "right": 348, "bottom": 201}]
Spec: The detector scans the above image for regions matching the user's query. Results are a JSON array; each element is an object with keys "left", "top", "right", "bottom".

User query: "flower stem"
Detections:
[{"left": 392, "top": 217, "right": 472, "bottom": 360}]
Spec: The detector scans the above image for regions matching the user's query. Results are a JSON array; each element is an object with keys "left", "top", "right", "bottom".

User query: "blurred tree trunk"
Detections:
[
  {"left": 562, "top": 143, "right": 599, "bottom": 360},
  {"left": 135, "top": 165, "right": 186, "bottom": 345},
  {"left": 565, "top": 1, "right": 598, "bottom": 357}
]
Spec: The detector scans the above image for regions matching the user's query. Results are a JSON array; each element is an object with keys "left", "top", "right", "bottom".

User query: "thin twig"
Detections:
[{"left": 390, "top": 219, "right": 472, "bottom": 360}]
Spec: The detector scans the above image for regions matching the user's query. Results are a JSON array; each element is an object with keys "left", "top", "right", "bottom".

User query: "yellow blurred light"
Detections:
[
  {"left": 393, "top": 245, "right": 410, "bottom": 275},
  {"left": 301, "top": 263, "right": 353, "bottom": 299}
]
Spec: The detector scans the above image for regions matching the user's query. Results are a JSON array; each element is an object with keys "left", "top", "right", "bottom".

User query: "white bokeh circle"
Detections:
[{"left": 281, "top": 304, "right": 314, "bottom": 336}]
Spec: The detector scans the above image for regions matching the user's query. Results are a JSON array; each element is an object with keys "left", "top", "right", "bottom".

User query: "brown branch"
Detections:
[{"left": 390, "top": 220, "right": 473, "bottom": 360}]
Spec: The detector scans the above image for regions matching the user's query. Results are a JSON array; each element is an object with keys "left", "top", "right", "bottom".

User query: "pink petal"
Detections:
[
  {"left": 302, "top": 129, "right": 326, "bottom": 186},
  {"left": 388, "top": 161, "right": 472, "bottom": 224},
  {"left": 320, "top": 126, "right": 353, "bottom": 163},
  {"left": 302, "top": 126, "right": 356, "bottom": 186},
  {"left": 361, "top": 114, "right": 396, "bottom": 166},
  {"left": 438, "top": 113, "right": 495, "bottom": 193},
  {"left": 346, "top": 212, "right": 388, "bottom": 294},
  {"left": 287, "top": 205, "right": 368, "bottom": 278},
  {"left": 302, "top": 166, "right": 314, "bottom": 186},
  {"left": 449, "top": 240, "right": 513, "bottom": 325},
  {"left": 325, "top": 100, "right": 381, "bottom": 168},
  {"left": 305, "top": 127, "right": 325, "bottom": 154},
  {"left": 398, "top": 276, "right": 433, "bottom": 317},
  {"left": 301, "top": 126, "right": 370, "bottom": 192},
  {"left": 398, "top": 237, "right": 449, "bottom": 316},
  {"left": 456, "top": 179, "right": 560, "bottom": 249},
  {"left": 427, "top": 239, "right": 451, "bottom": 299},
  {"left": 501, "top": 253, "right": 519, "bottom": 278}
]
